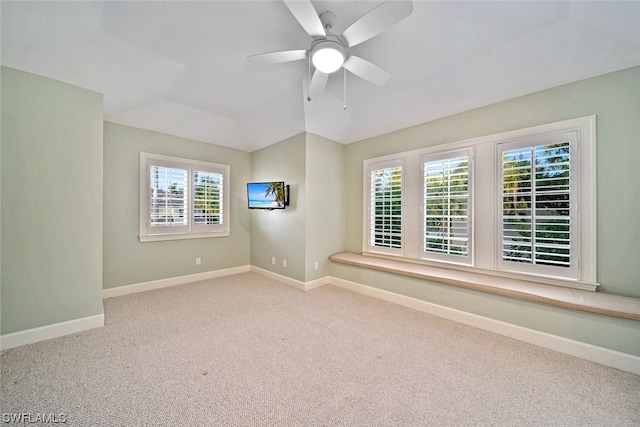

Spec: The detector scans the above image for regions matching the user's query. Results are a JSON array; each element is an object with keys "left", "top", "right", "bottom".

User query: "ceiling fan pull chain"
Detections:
[
  {"left": 307, "top": 54, "right": 312, "bottom": 102},
  {"left": 343, "top": 68, "right": 348, "bottom": 110}
]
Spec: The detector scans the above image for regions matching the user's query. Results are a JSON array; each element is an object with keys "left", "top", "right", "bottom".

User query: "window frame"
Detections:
[
  {"left": 139, "top": 152, "right": 230, "bottom": 242},
  {"left": 364, "top": 159, "right": 405, "bottom": 256},
  {"left": 497, "top": 131, "right": 579, "bottom": 279},
  {"left": 421, "top": 148, "right": 473, "bottom": 265},
  {"left": 362, "top": 116, "right": 597, "bottom": 291}
]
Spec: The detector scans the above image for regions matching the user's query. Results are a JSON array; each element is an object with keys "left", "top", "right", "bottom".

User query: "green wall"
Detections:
[
  {"left": 102, "top": 122, "right": 251, "bottom": 289},
  {"left": 335, "top": 66, "right": 640, "bottom": 355},
  {"left": 250, "top": 133, "right": 307, "bottom": 281},
  {"left": 250, "top": 132, "right": 346, "bottom": 283},
  {"left": 305, "top": 133, "right": 345, "bottom": 282},
  {"left": 1, "top": 67, "right": 104, "bottom": 334}
]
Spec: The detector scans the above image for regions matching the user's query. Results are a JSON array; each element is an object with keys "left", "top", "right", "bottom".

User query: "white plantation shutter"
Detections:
[
  {"left": 193, "top": 170, "right": 222, "bottom": 225},
  {"left": 193, "top": 169, "right": 225, "bottom": 232},
  {"left": 423, "top": 151, "right": 471, "bottom": 263},
  {"left": 140, "top": 153, "right": 230, "bottom": 241},
  {"left": 362, "top": 117, "right": 594, "bottom": 286},
  {"left": 499, "top": 131, "right": 578, "bottom": 278},
  {"left": 368, "top": 161, "right": 403, "bottom": 253},
  {"left": 149, "top": 163, "right": 189, "bottom": 234}
]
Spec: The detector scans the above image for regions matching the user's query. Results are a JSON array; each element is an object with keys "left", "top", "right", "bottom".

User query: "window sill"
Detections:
[
  {"left": 139, "top": 231, "right": 230, "bottom": 243},
  {"left": 329, "top": 252, "right": 640, "bottom": 322}
]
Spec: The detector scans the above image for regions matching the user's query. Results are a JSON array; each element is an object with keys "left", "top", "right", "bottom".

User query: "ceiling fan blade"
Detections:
[
  {"left": 309, "top": 69, "right": 329, "bottom": 98},
  {"left": 283, "top": 0, "right": 326, "bottom": 37},
  {"left": 341, "top": 0, "right": 413, "bottom": 47},
  {"left": 343, "top": 55, "right": 391, "bottom": 86},
  {"left": 248, "top": 49, "right": 308, "bottom": 65}
]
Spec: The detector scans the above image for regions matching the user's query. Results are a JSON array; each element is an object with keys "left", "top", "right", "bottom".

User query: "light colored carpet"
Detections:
[{"left": 1, "top": 272, "right": 639, "bottom": 426}]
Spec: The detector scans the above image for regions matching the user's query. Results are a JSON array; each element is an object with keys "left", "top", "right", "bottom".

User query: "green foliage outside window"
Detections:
[{"left": 502, "top": 142, "right": 571, "bottom": 267}]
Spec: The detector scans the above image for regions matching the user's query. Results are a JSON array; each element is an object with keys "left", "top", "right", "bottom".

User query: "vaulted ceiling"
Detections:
[{"left": 2, "top": 1, "right": 639, "bottom": 152}]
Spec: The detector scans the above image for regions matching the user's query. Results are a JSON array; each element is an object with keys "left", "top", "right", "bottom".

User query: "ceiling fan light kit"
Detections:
[
  {"left": 248, "top": 0, "right": 413, "bottom": 103},
  {"left": 311, "top": 38, "right": 345, "bottom": 74}
]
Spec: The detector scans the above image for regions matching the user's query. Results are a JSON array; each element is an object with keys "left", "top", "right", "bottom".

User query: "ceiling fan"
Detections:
[{"left": 248, "top": 0, "right": 413, "bottom": 101}]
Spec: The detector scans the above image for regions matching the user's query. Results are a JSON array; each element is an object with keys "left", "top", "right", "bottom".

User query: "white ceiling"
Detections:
[{"left": 2, "top": 1, "right": 639, "bottom": 152}]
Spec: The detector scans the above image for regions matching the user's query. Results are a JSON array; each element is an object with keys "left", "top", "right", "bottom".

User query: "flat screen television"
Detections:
[{"left": 247, "top": 182, "right": 289, "bottom": 209}]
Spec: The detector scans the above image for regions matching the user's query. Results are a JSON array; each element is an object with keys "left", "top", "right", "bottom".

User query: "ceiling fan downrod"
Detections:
[{"left": 319, "top": 11, "right": 337, "bottom": 34}]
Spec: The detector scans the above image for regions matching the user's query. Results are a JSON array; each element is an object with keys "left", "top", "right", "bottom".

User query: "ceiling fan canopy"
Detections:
[{"left": 248, "top": 0, "right": 413, "bottom": 99}]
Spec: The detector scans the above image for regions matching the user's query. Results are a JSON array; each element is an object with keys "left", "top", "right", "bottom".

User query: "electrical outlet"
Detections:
[
  {"left": 271, "top": 256, "right": 276, "bottom": 265},
  {"left": 314, "top": 261, "right": 319, "bottom": 270},
  {"left": 195, "top": 257, "right": 201, "bottom": 266},
  {"left": 282, "top": 259, "right": 287, "bottom": 268}
]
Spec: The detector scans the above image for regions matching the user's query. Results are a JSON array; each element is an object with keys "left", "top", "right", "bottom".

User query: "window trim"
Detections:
[
  {"left": 362, "top": 115, "right": 597, "bottom": 291},
  {"left": 139, "top": 152, "right": 230, "bottom": 242}
]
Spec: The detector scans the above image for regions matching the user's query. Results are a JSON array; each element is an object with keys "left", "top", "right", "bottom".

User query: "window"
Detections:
[
  {"left": 363, "top": 116, "right": 596, "bottom": 289},
  {"left": 499, "top": 132, "right": 577, "bottom": 279},
  {"left": 140, "top": 153, "right": 230, "bottom": 242},
  {"left": 422, "top": 150, "right": 472, "bottom": 264},
  {"left": 367, "top": 160, "right": 403, "bottom": 254},
  {"left": 193, "top": 170, "right": 224, "bottom": 226},
  {"left": 148, "top": 162, "right": 189, "bottom": 233}
]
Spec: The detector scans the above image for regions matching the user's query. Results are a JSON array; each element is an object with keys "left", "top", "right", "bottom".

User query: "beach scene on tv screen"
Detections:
[{"left": 248, "top": 182, "right": 285, "bottom": 208}]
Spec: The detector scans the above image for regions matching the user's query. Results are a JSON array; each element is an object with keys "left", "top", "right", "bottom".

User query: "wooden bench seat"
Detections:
[{"left": 330, "top": 253, "right": 640, "bottom": 321}]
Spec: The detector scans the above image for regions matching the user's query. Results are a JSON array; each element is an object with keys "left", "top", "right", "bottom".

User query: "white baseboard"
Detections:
[
  {"left": 0, "top": 313, "right": 105, "bottom": 351},
  {"left": 250, "top": 266, "right": 330, "bottom": 291},
  {"left": 103, "top": 265, "right": 251, "bottom": 299},
  {"left": 328, "top": 276, "right": 640, "bottom": 376},
  {"left": 305, "top": 276, "right": 330, "bottom": 291}
]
